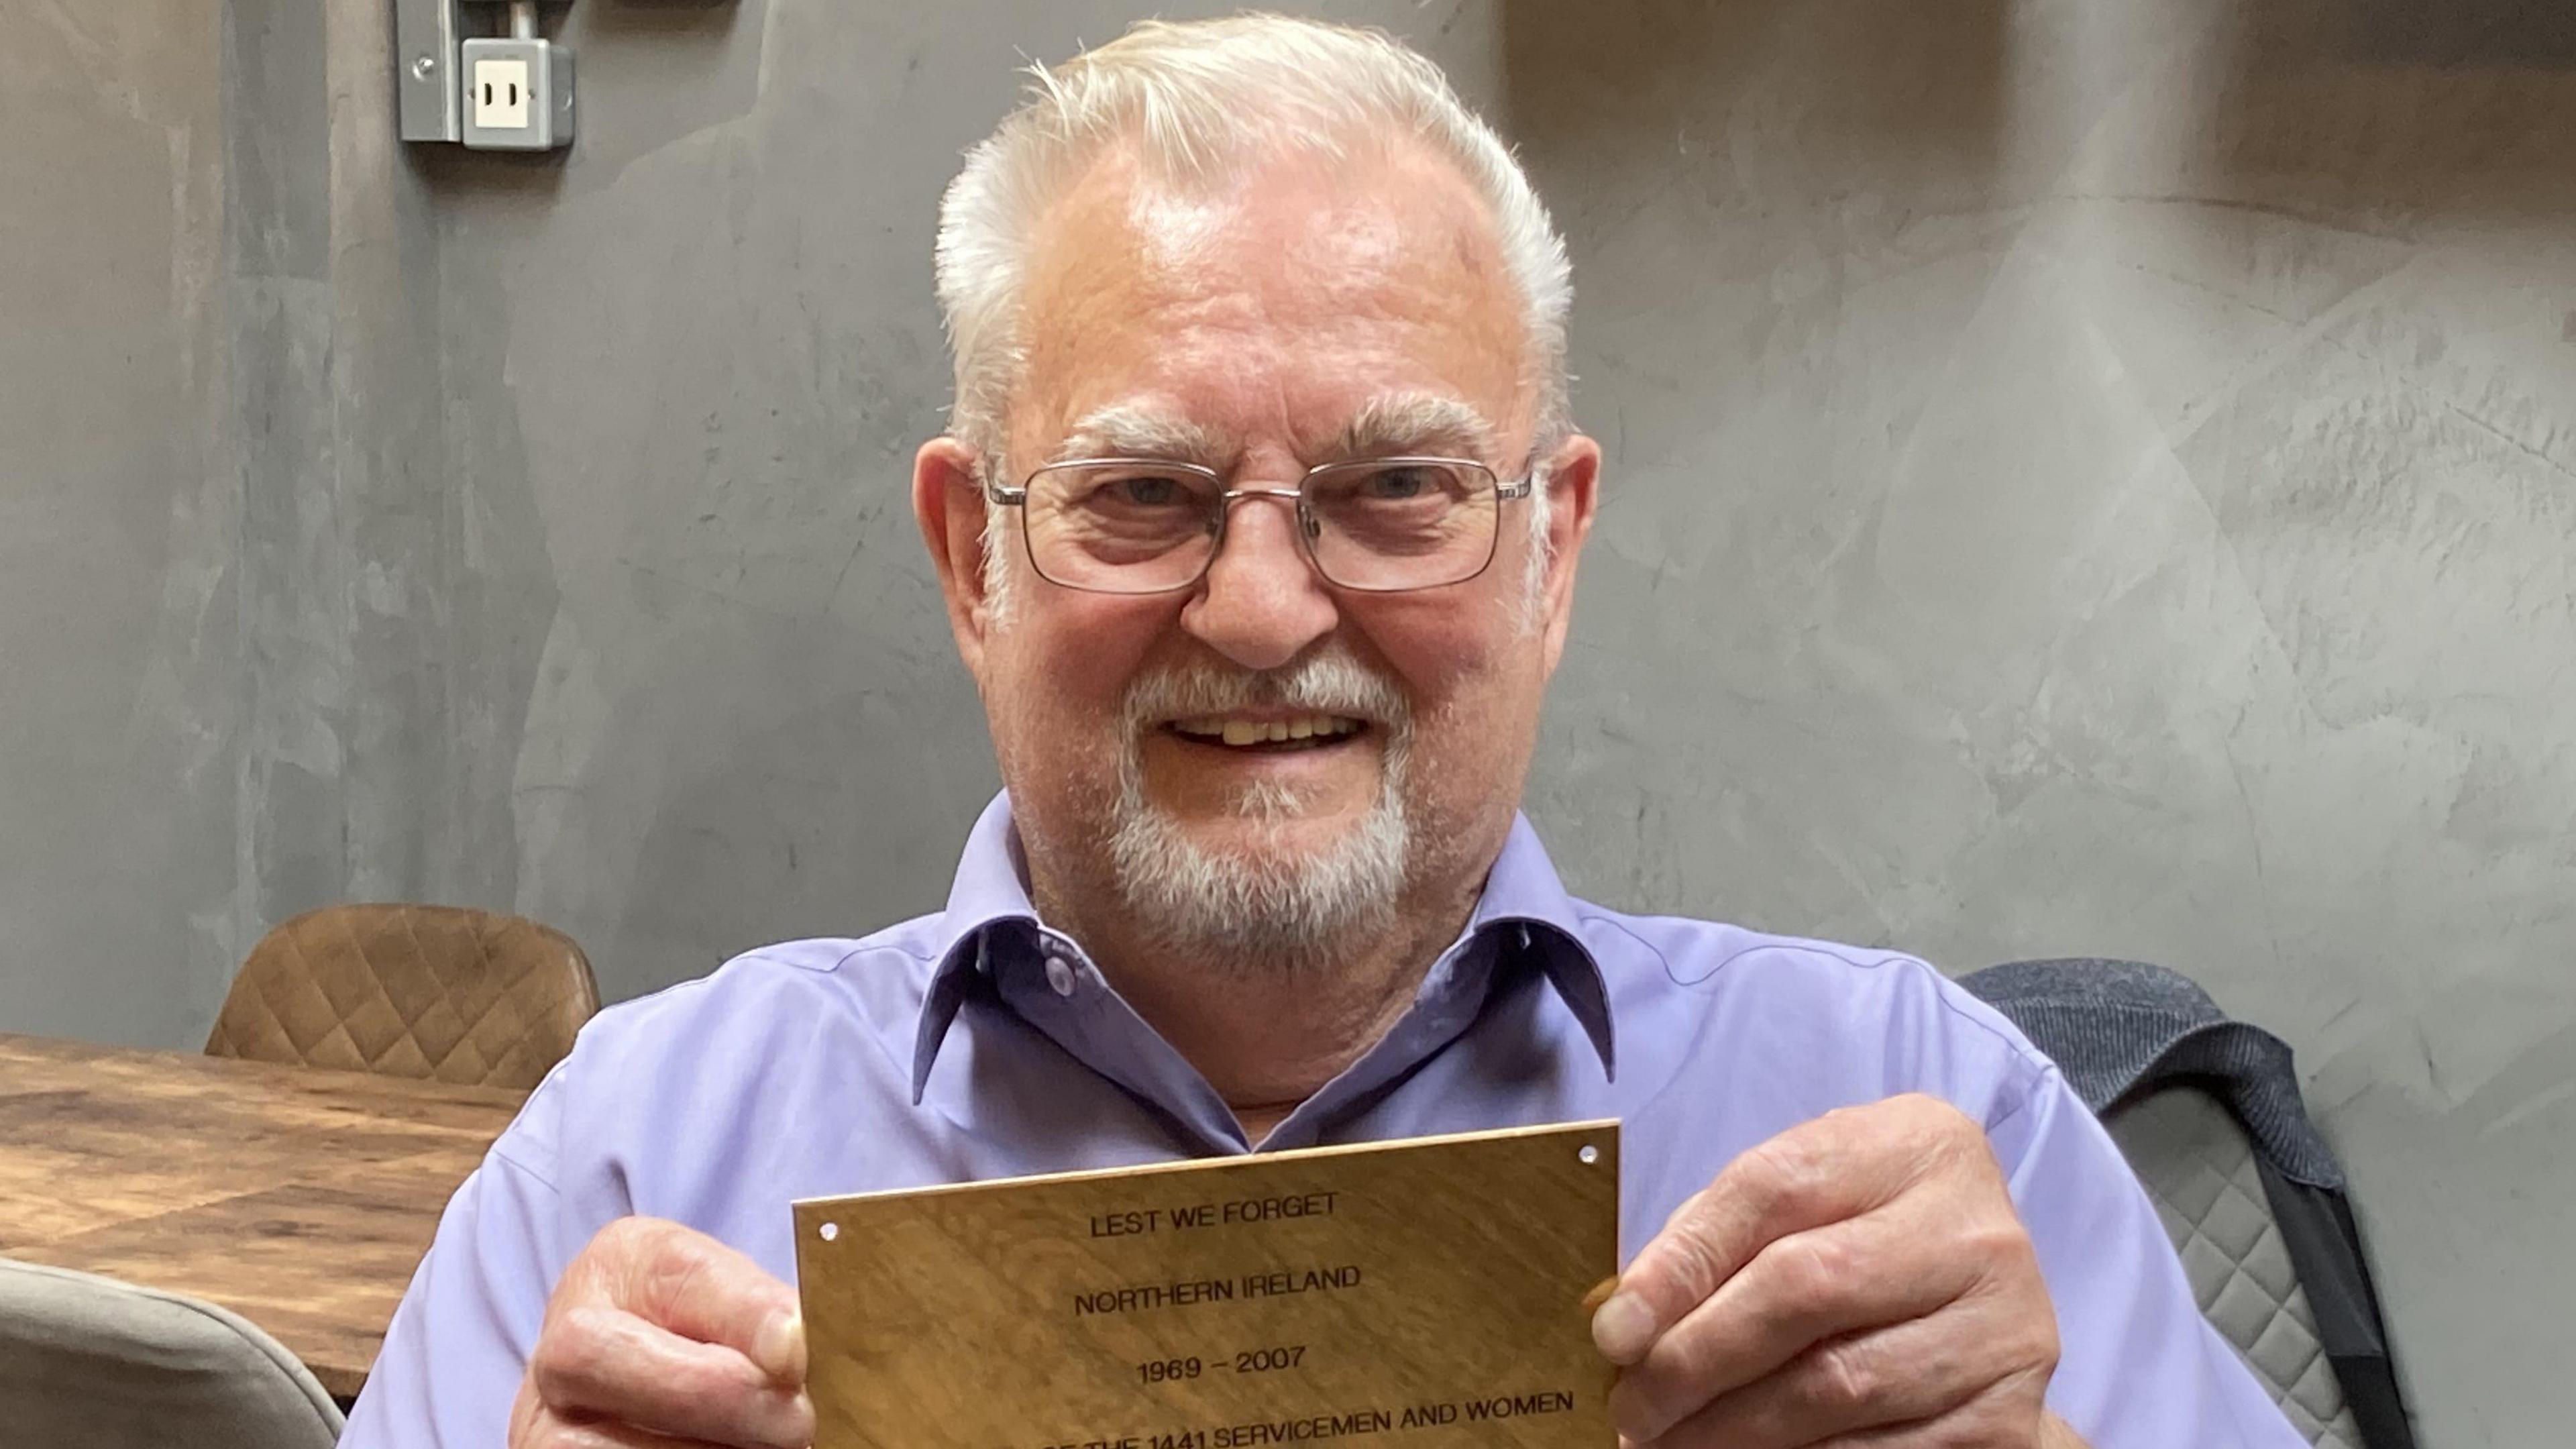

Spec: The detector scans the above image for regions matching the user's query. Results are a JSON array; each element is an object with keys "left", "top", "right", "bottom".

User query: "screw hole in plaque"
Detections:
[
  {"left": 818, "top": 1222, "right": 841, "bottom": 1242},
  {"left": 1578, "top": 1144, "right": 1600, "bottom": 1165}
]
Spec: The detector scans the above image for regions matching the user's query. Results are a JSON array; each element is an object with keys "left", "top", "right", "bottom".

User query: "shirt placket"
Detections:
[
  {"left": 1256, "top": 931, "right": 1505, "bottom": 1151},
  {"left": 986, "top": 925, "right": 1512, "bottom": 1157},
  {"left": 991, "top": 926, "right": 1251, "bottom": 1154}
]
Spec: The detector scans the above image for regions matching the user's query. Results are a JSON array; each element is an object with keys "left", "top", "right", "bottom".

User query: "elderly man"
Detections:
[{"left": 347, "top": 16, "right": 2303, "bottom": 1449}]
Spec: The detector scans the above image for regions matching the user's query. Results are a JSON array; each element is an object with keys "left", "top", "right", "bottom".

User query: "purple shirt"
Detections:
[{"left": 345, "top": 795, "right": 2300, "bottom": 1446}]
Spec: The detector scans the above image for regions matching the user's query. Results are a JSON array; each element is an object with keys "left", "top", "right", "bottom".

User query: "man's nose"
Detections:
[{"left": 1179, "top": 492, "right": 1339, "bottom": 672}]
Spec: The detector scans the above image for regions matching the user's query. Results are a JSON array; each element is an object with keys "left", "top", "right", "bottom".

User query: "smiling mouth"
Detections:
[{"left": 1163, "top": 714, "right": 1371, "bottom": 753}]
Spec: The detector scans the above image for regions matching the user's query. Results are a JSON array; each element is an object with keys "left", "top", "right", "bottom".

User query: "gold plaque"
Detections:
[{"left": 794, "top": 1121, "right": 1620, "bottom": 1448}]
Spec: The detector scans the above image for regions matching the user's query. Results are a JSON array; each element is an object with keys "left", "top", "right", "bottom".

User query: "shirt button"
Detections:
[{"left": 1043, "top": 953, "right": 1078, "bottom": 997}]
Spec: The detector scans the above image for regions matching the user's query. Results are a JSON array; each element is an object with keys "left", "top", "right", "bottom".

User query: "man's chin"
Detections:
[
  {"left": 1154, "top": 806, "right": 1365, "bottom": 866},
  {"left": 1107, "top": 791, "right": 1413, "bottom": 961}
]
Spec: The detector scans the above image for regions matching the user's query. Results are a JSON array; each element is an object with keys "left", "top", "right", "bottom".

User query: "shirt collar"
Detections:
[
  {"left": 910, "top": 794, "right": 1036, "bottom": 1103},
  {"left": 910, "top": 793, "right": 1617, "bottom": 1104},
  {"left": 1466, "top": 811, "right": 1618, "bottom": 1079}
]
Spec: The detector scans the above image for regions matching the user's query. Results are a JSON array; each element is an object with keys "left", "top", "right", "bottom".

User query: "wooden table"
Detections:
[{"left": 0, "top": 1032, "right": 526, "bottom": 1398}]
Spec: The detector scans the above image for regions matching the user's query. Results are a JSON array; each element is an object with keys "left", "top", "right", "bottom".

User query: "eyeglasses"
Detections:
[{"left": 984, "top": 456, "right": 1534, "bottom": 595}]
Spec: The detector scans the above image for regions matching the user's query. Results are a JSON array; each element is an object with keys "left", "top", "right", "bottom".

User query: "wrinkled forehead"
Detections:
[{"left": 1010, "top": 138, "right": 1532, "bottom": 468}]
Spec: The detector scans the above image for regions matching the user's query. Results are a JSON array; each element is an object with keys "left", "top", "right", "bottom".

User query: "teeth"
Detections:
[{"left": 1173, "top": 715, "right": 1362, "bottom": 746}]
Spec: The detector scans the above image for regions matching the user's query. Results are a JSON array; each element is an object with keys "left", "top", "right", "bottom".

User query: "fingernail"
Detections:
[
  {"left": 753, "top": 1310, "right": 806, "bottom": 1381},
  {"left": 1591, "top": 1291, "right": 1657, "bottom": 1364}
]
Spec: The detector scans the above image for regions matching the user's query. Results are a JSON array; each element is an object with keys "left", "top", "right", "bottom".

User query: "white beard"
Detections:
[{"left": 1104, "top": 649, "right": 1413, "bottom": 971}]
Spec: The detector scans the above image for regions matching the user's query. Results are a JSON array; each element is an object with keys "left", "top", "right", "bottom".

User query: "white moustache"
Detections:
[{"left": 1121, "top": 651, "right": 1413, "bottom": 735}]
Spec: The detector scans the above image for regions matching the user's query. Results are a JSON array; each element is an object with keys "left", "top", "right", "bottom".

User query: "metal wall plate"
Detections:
[{"left": 396, "top": 0, "right": 464, "bottom": 142}]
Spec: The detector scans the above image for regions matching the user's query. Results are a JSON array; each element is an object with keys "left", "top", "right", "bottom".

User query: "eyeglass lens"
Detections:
[{"left": 1020, "top": 459, "right": 1502, "bottom": 594}]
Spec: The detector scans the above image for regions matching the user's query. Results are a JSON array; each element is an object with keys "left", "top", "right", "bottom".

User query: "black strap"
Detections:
[{"left": 2253, "top": 1156, "right": 2418, "bottom": 1448}]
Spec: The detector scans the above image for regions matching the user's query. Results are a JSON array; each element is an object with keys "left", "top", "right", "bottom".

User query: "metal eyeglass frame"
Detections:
[{"left": 982, "top": 455, "right": 1536, "bottom": 596}]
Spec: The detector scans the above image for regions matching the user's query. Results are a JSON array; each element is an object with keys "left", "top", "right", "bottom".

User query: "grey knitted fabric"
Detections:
[{"left": 1959, "top": 957, "right": 2342, "bottom": 1189}]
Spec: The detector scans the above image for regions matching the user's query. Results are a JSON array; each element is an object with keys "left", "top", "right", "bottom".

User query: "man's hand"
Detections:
[
  {"left": 508, "top": 1216, "right": 815, "bottom": 1449},
  {"left": 1591, "top": 1095, "right": 2078, "bottom": 1448}
]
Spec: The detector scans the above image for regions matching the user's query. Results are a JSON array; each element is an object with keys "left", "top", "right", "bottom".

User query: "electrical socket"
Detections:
[
  {"left": 460, "top": 37, "right": 573, "bottom": 150},
  {"left": 472, "top": 56, "right": 531, "bottom": 129}
]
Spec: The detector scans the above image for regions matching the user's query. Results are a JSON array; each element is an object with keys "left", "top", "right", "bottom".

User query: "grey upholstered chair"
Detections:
[
  {"left": 1961, "top": 958, "right": 2416, "bottom": 1449},
  {"left": 0, "top": 1257, "right": 343, "bottom": 1449}
]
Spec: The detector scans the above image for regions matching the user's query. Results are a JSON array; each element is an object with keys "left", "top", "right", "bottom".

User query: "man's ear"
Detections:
[
  {"left": 913, "top": 436, "right": 1002, "bottom": 680},
  {"left": 1535, "top": 432, "right": 1601, "bottom": 677}
]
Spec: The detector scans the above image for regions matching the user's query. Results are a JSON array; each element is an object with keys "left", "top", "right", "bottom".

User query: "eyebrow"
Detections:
[
  {"left": 1327, "top": 392, "right": 1501, "bottom": 463},
  {"left": 1054, "top": 405, "right": 1230, "bottom": 466},
  {"left": 1049, "top": 391, "right": 1503, "bottom": 470}
]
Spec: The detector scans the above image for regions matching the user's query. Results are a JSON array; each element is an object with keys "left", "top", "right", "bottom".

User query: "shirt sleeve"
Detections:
[
  {"left": 338, "top": 1075, "right": 574, "bottom": 1449},
  {"left": 1988, "top": 1063, "right": 2310, "bottom": 1448}
]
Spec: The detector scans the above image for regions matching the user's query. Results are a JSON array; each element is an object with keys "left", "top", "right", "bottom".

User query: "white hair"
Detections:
[{"left": 935, "top": 13, "right": 1576, "bottom": 480}]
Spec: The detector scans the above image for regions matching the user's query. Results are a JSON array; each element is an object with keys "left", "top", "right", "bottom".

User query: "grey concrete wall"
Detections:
[
  {"left": 2, "top": 0, "right": 502, "bottom": 1046},
  {"left": 226, "top": 0, "right": 525, "bottom": 984},
  {"left": 5, "top": 0, "right": 2567, "bottom": 1439},
  {"left": 0, "top": 3, "right": 237, "bottom": 1046},
  {"left": 1508, "top": 5, "right": 2575, "bottom": 1440}
]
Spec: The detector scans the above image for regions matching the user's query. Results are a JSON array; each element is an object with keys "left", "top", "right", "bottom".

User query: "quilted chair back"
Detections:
[
  {"left": 2110, "top": 1087, "right": 2369, "bottom": 1445},
  {"left": 1962, "top": 958, "right": 2416, "bottom": 1449},
  {"left": 207, "top": 904, "right": 599, "bottom": 1090}
]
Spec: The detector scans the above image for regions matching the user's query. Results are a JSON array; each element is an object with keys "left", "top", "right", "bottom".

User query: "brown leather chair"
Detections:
[{"left": 207, "top": 904, "right": 600, "bottom": 1090}]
